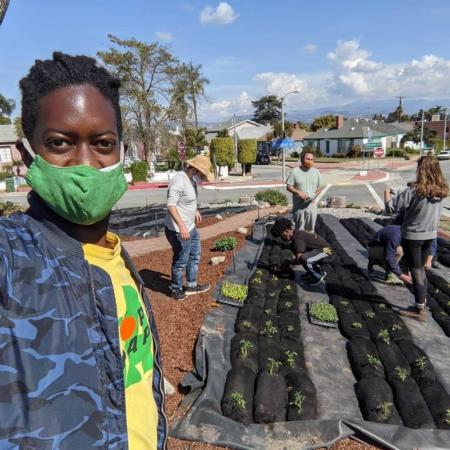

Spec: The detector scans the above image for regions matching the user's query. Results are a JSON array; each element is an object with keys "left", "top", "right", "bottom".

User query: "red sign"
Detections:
[
  {"left": 178, "top": 142, "right": 186, "bottom": 160},
  {"left": 374, "top": 147, "right": 384, "bottom": 157}
]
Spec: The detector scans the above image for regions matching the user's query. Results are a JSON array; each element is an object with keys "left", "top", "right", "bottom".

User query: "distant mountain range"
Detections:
[{"left": 201, "top": 98, "right": 450, "bottom": 128}]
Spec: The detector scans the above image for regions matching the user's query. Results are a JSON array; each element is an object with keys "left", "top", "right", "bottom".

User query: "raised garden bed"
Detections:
[
  {"left": 221, "top": 223, "right": 317, "bottom": 424},
  {"left": 316, "top": 215, "right": 450, "bottom": 430}
]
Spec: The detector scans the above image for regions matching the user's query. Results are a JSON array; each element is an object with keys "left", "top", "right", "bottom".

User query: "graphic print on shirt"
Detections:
[{"left": 119, "top": 285, "right": 154, "bottom": 388}]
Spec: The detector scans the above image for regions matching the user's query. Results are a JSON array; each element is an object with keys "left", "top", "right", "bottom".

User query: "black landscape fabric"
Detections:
[{"left": 171, "top": 219, "right": 450, "bottom": 449}]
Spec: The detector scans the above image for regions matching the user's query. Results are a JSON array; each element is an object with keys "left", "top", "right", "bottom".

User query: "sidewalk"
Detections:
[{"left": 123, "top": 205, "right": 282, "bottom": 257}]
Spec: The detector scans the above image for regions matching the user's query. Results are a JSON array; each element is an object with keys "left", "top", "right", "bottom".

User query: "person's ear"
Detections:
[{"left": 16, "top": 139, "right": 34, "bottom": 168}]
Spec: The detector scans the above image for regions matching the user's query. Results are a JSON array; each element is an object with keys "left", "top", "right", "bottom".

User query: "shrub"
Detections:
[
  {"left": 220, "top": 282, "right": 247, "bottom": 301},
  {"left": 347, "top": 144, "right": 362, "bottom": 157},
  {"left": 130, "top": 161, "right": 148, "bottom": 182},
  {"left": 0, "top": 201, "right": 24, "bottom": 217},
  {"left": 290, "top": 151, "right": 300, "bottom": 158},
  {"left": 309, "top": 302, "right": 338, "bottom": 323},
  {"left": 385, "top": 149, "right": 404, "bottom": 157},
  {"left": 238, "top": 139, "right": 256, "bottom": 175},
  {"left": 0, "top": 171, "right": 14, "bottom": 181},
  {"left": 210, "top": 137, "right": 235, "bottom": 167},
  {"left": 213, "top": 236, "right": 237, "bottom": 251},
  {"left": 255, "top": 189, "right": 288, "bottom": 206}
]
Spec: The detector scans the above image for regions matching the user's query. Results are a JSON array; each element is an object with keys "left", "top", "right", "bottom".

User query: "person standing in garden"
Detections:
[
  {"left": 0, "top": 52, "right": 167, "bottom": 449},
  {"left": 165, "top": 155, "right": 214, "bottom": 300},
  {"left": 286, "top": 151, "right": 325, "bottom": 232},
  {"left": 396, "top": 156, "right": 449, "bottom": 321}
]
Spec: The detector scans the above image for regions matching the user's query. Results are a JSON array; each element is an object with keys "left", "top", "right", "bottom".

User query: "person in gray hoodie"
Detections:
[{"left": 396, "top": 156, "right": 449, "bottom": 321}]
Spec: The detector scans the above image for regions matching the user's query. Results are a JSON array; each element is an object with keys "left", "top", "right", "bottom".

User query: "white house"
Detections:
[{"left": 305, "top": 116, "right": 412, "bottom": 157}]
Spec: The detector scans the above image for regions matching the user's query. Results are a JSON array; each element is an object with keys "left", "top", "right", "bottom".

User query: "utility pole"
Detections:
[
  {"left": 281, "top": 90, "right": 299, "bottom": 182},
  {"left": 443, "top": 107, "right": 448, "bottom": 153},
  {"left": 420, "top": 110, "right": 425, "bottom": 157}
]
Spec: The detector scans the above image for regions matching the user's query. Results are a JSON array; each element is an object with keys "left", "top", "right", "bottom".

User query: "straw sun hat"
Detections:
[{"left": 186, "top": 155, "right": 214, "bottom": 182}]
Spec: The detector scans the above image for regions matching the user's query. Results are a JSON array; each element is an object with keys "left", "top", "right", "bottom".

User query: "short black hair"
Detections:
[
  {"left": 272, "top": 217, "right": 293, "bottom": 236},
  {"left": 20, "top": 51, "right": 122, "bottom": 140},
  {"left": 301, "top": 150, "right": 314, "bottom": 162}
]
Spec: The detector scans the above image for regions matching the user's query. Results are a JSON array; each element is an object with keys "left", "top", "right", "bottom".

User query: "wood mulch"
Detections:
[{"left": 132, "top": 231, "right": 380, "bottom": 450}]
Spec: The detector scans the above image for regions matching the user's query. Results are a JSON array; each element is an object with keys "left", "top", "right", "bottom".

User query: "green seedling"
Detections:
[
  {"left": 241, "top": 320, "right": 252, "bottom": 330},
  {"left": 283, "top": 284, "right": 292, "bottom": 291},
  {"left": 367, "top": 354, "right": 382, "bottom": 368},
  {"left": 378, "top": 304, "right": 386, "bottom": 310},
  {"left": 252, "top": 276, "right": 262, "bottom": 285},
  {"left": 352, "top": 322, "right": 363, "bottom": 329},
  {"left": 285, "top": 350, "right": 298, "bottom": 368},
  {"left": 378, "top": 329, "right": 391, "bottom": 344},
  {"left": 290, "top": 390, "right": 305, "bottom": 414},
  {"left": 364, "top": 311, "right": 376, "bottom": 319},
  {"left": 267, "top": 358, "right": 282, "bottom": 375},
  {"left": 255, "top": 269, "right": 263, "bottom": 276},
  {"left": 221, "top": 282, "right": 248, "bottom": 301},
  {"left": 239, "top": 340, "right": 253, "bottom": 358},
  {"left": 391, "top": 323, "right": 402, "bottom": 331},
  {"left": 394, "top": 366, "right": 408, "bottom": 381},
  {"left": 309, "top": 302, "right": 338, "bottom": 323},
  {"left": 268, "top": 292, "right": 276, "bottom": 297},
  {"left": 377, "top": 401, "right": 393, "bottom": 420},
  {"left": 271, "top": 275, "right": 278, "bottom": 281},
  {"left": 284, "top": 301, "right": 293, "bottom": 308},
  {"left": 447, "top": 300, "right": 450, "bottom": 307},
  {"left": 415, "top": 356, "right": 428, "bottom": 372},
  {"left": 264, "top": 308, "right": 274, "bottom": 315},
  {"left": 263, "top": 320, "right": 278, "bottom": 337},
  {"left": 339, "top": 300, "right": 349, "bottom": 306},
  {"left": 287, "top": 325, "right": 295, "bottom": 332},
  {"left": 230, "top": 392, "right": 246, "bottom": 410}
]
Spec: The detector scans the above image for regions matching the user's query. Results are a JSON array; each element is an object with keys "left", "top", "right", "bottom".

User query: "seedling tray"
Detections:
[{"left": 307, "top": 302, "right": 339, "bottom": 328}]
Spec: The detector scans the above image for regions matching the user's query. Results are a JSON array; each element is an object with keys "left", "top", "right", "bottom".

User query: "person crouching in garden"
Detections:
[
  {"left": 367, "top": 224, "right": 412, "bottom": 286},
  {"left": 164, "top": 155, "right": 214, "bottom": 300},
  {"left": 272, "top": 217, "right": 332, "bottom": 286}
]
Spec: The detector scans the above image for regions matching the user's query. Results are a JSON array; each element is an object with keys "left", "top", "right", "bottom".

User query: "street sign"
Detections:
[
  {"left": 178, "top": 142, "right": 186, "bottom": 160},
  {"left": 363, "top": 142, "right": 382, "bottom": 149},
  {"left": 374, "top": 147, "right": 384, "bottom": 157}
]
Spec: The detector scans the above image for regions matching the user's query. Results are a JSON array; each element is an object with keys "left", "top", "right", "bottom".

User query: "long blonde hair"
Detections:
[{"left": 415, "top": 156, "right": 449, "bottom": 199}]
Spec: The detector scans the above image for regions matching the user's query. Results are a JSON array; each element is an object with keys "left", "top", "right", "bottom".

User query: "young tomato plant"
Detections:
[
  {"left": 367, "top": 354, "right": 382, "bottom": 368},
  {"left": 263, "top": 320, "right": 278, "bottom": 337},
  {"left": 267, "top": 358, "right": 282, "bottom": 375},
  {"left": 239, "top": 340, "right": 253, "bottom": 358},
  {"left": 352, "top": 321, "right": 363, "bottom": 329},
  {"left": 213, "top": 236, "right": 237, "bottom": 251},
  {"left": 290, "top": 390, "right": 305, "bottom": 414},
  {"left": 394, "top": 366, "right": 408, "bottom": 381},
  {"left": 230, "top": 392, "right": 246, "bottom": 410},
  {"left": 414, "top": 356, "right": 428, "bottom": 372},
  {"left": 377, "top": 328, "right": 391, "bottom": 344},
  {"left": 285, "top": 350, "right": 298, "bottom": 368},
  {"left": 377, "top": 401, "right": 393, "bottom": 420}
]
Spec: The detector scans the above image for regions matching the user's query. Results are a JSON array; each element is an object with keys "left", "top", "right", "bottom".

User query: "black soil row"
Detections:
[
  {"left": 316, "top": 216, "right": 450, "bottom": 429},
  {"left": 341, "top": 217, "right": 450, "bottom": 337},
  {"left": 221, "top": 226, "right": 317, "bottom": 424}
]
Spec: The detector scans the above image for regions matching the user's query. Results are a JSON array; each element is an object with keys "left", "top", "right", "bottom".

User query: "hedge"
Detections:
[
  {"left": 238, "top": 139, "right": 257, "bottom": 175},
  {"left": 210, "top": 137, "right": 235, "bottom": 167},
  {"left": 130, "top": 161, "right": 148, "bottom": 182},
  {"left": 255, "top": 189, "right": 288, "bottom": 206}
]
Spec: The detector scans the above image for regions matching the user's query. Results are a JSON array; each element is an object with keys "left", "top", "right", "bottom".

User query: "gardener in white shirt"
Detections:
[
  {"left": 164, "top": 155, "right": 214, "bottom": 300},
  {"left": 286, "top": 151, "right": 325, "bottom": 232}
]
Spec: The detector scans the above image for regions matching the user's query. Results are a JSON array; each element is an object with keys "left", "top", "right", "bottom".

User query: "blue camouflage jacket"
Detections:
[{"left": 0, "top": 195, "right": 167, "bottom": 449}]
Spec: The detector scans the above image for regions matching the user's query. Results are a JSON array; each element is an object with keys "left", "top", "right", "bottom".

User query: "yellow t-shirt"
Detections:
[{"left": 83, "top": 232, "right": 158, "bottom": 450}]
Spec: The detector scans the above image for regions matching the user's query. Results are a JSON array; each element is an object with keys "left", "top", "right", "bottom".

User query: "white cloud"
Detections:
[
  {"left": 155, "top": 31, "right": 174, "bottom": 43},
  {"left": 200, "top": 2, "right": 238, "bottom": 25},
  {"left": 303, "top": 44, "right": 317, "bottom": 54},
  {"left": 200, "top": 91, "right": 252, "bottom": 119},
  {"left": 200, "top": 39, "right": 450, "bottom": 120}
]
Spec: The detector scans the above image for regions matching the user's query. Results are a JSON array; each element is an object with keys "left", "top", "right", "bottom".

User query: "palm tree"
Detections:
[
  {"left": 0, "top": 0, "right": 10, "bottom": 27},
  {"left": 185, "top": 62, "right": 209, "bottom": 130}
]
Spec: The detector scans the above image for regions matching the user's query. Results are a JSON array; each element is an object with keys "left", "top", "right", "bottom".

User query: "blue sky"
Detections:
[{"left": 1, "top": 0, "right": 450, "bottom": 121}]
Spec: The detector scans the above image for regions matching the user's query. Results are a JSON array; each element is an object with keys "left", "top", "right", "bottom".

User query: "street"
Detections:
[{"left": 2, "top": 160, "right": 449, "bottom": 211}]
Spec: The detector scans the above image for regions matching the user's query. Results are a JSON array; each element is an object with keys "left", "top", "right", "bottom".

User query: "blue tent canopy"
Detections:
[{"left": 271, "top": 138, "right": 295, "bottom": 150}]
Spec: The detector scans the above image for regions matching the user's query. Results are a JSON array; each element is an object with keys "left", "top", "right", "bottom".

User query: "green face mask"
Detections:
[{"left": 24, "top": 140, "right": 128, "bottom": 225}]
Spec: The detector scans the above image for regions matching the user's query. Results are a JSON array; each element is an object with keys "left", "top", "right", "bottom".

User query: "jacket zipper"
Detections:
[{"left": 139, "top": 283, "right": 169, "bottom": 450}]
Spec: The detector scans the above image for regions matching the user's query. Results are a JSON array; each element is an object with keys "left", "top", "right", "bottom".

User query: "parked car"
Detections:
[
  {"left": 437, "top": 150, "right": 450, "bottom": 160},
  {"left": 256, "top": 150, "right": 271, "bottom": 165}
]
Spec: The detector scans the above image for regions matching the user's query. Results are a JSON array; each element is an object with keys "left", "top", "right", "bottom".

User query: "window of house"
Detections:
[
  {"left": 0, "top": 147, "right": 12, "bottom": 163},
  {"left": 337, "top": 139, "right": 353, "bottom": 154}
]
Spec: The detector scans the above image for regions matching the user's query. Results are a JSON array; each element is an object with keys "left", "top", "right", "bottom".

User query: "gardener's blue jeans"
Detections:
[
  {"left": 165, "top": 226, "right": 201, "bottom": 291},
  {"left": 431, "top": 238, "right": 437, "bottom": 257}
]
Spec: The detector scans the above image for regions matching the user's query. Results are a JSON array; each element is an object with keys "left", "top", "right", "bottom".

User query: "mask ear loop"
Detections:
[{"left": 22, "top": 138, "right": 36, "bottom": 159}]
